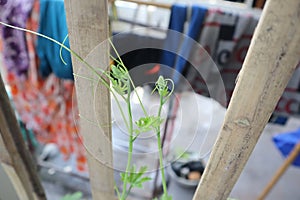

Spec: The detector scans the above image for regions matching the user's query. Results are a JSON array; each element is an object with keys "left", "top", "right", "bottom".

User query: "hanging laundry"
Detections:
[
  {"left": 273, "top": 62, "right": 300, "bottom": 119},
  {"left": 172, "top": 5, "right": 207, "bottom": 85},
  {"left": 160, "top": 4, "right": 187, "bottom": 75},
  {"left": 37, "top": 0, "right": 73, "bottom": 80},
  {"left": 26, "top": 0, "right": 40, "bottom": 85},
  {"left": 273, "top": 128, "right": 300, "bottom": 167},
  {"left": 7, "top": 71, "right": 86, "bottom": 171},
  {"left": 1, "top": 0, "right": 87, "bottom": 171},
  {"left": 184, "top": 9, "right": 258, "bottom": 106},
  {"left": 0, "top": 0, "right": 34, "bottom": 76},
  {"left": 162, "top": 5, "right": 300, "bottom": 120}
]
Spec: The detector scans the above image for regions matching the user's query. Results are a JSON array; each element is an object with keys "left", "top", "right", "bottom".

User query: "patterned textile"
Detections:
[
  {"left": 26, "top": 0, "right": 40, "bottom": 85},
  {"left": 185, "top": 9, "right": 258, "bottom": 106},
  {"left": 7, "top": 72, "right": 86, "bottom": 170},
  {"left": 0, "top": 0, "right": 33, "bottom": 76},
  {"left": 185, "top": 9, "right": 300, "bottom": 119},
  {"left": 163, "top": 7, "right": 300, "bottom": 120},
  {"left": 0, "top": 37, "right": 2, "bottom": 51},
  {"left": 0, "top": 0, "right": 86, "bottom": 171}
]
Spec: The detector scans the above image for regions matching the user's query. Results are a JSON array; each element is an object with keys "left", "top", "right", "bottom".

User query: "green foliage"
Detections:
[
  {"left": 110, "top": 64, "right": 128, "bottom": 80},
  {"left": 61, "top": 192, "right": 83, "bottom": 200},
  {"left": 0, "top": 21, "right": 175, "bottom": 200},
  {"left": 154, "top": 76, "right": 169, "bottom": 97},
  {"left": 134, "top": 116, "right": 163, "bottom": 134},
  {"left": 153, "top": 194, "right": 172, "bottom": 200},
  {"left": 109, "top": 64, "right": 130, "bottom": 96},
  {"left": 117, "top": 75, "right": 174, "bottom": 200},
  {"left": 161, "top": 194, "right": 173, "bottom": 200},
  {"left": 152, "top": 76, "right": 173, "bottom": 101},
  {"left": 120, "top": 166, "right": 151, "bottom": 189}
]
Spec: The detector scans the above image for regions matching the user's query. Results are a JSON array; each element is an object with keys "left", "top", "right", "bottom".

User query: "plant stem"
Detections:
[
  {"left": 120, "top": 86, "right": 134, "bottom": 200},
  {"left": 157, "top": 95, "right": 168, "bottom": 197}
]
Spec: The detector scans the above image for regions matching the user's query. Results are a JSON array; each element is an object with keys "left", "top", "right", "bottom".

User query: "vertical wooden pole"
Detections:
[
  {"left": 64, "top": 1, "right": 115, "bottom": 199},
  {"left": 193, "top": 0, "right": 300, "bottom": 199},
  {"left": 0, "top": 74, "right": 46, "bottom": 200}
]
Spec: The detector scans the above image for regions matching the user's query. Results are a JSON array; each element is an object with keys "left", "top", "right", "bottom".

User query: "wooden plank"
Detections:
[
  {"left": 0, "top": 75, "right": 46, "bottom": 200},
  {"left": 0, "top": 129, "right": 12, "bottom": 165},
  {"left": 64, "top": 1, "right": 115, "bottom": 199},
  {"left": 192, "top": 0, "right": 300, "bottom": 199}
]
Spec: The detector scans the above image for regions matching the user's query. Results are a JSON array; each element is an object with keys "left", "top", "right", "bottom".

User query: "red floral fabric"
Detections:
[{"left": 1, "top": 0, "right": 87, "bottom": 171}]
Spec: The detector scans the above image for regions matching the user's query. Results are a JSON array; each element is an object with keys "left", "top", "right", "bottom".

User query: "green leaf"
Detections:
[
  {"left": 120, "top": 165, "right": 152, "bottom": 190},
  {"left": 160, "top": 193, "right": 172, "bottom": 200},
  {"left": 110, "top": 64, "right": 128, "bottom": 81},
  {"left": 109, "top": 64, "right": 130, "bottom": 96},
  {"left": 120, "top": 171, "right": 126, "bottom": 182},
  {"left": 61, "top": 192, "right": 83, "bottom": 200},
  {"left": 135, "top": 116, "right": 163, "bottom": 134},
  {"left": 154, "top": 76, "right": 169, "bottom": 97},
  {"left": 111, "top": 78, "right": 127, "bottom": 95},
  {"left": 152, "top": 76, "right": 174, "bottom": 105},
  {"left": 114, "top": 182, "right": 121, "bottom": 199}
]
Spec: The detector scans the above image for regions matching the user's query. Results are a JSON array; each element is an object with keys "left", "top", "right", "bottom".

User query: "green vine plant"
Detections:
[
  {"left": 61, "top": 192, "right": 83, "bottom": 200},
  {"left": 0, "top": 21, "right": 174, "bottom": 200}
]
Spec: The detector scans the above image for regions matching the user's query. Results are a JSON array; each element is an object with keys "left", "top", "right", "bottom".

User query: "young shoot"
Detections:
[{"left": 0, "top": 21, "right": 174, "bottom": 200}]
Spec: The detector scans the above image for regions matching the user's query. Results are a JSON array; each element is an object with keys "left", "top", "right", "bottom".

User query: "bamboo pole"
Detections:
[
  {"left": 0, "top": 74, "right": 46, "bottom": 200},
  {"left": 64, "top": 0, "right": 115, "bottom": 199},
  {"left": 193, "top": 0, "right": 300, "bottom": 199},
  {"left": 257, "top": 142, "right": 300, "bottom": 200}
]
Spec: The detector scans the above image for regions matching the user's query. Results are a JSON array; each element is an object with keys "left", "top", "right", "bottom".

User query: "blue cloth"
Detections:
[
  {"left": 173, "top": 6, "right": 207, "bottom": 84},
  {"left": 160, "top": 4, "right": 187, "bottom": 70},
  {"left": 273, "top": 128, "right": 300, "bottom": 167},
  {"left": 37, "top": 0, "right": 73, "bottom": 80}
]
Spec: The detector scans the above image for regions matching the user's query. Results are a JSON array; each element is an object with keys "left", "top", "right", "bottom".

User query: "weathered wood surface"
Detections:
[
  {"left": 193, "top": 0, "right": 300, "bottom": 199},
  {"left": 64, "top": 0, "right": 115, "bottom": 199},
  {"left": 0, "top": 74, "right": 46, "bottom": 200}
]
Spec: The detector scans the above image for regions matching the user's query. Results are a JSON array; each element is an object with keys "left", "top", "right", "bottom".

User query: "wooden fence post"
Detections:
[
  {"left": 193, "top": 0, "right": 300, "bottom": 199},
  {"left": 64, "top": 0, "right": 115, "bottom": 199}
]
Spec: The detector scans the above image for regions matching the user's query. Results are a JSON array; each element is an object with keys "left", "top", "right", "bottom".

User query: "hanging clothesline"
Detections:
[
  {"left": 114, "top": 0, "right": 171, "bottom": 9},
  {"left": 113, "top": 0, "right": 262, "bottom": 20},
  {"left": 115, "top": 0, "right": 260, "bottom": 13}
]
